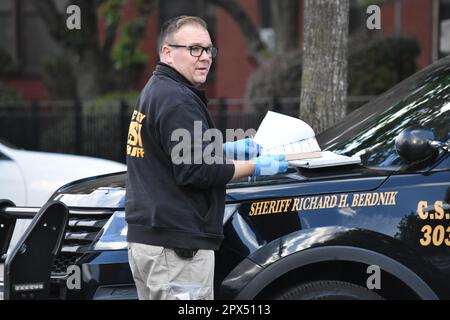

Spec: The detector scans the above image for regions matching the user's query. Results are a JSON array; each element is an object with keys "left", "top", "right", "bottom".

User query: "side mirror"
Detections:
[{"left": 395, "top": 126, "right": 439, "bottom": 163}]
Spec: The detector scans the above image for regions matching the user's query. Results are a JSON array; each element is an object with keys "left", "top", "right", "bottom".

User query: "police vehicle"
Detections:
[{"left": 1, "top": 56, "right": 449, "bottom": 300}]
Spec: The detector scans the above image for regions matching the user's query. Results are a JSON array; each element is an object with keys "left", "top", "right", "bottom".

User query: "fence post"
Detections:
[
  {"left": 31, "top": 100, "right": 40, "bottom": 150},
  {"left": 74, "top": 99, "right": 82, "bottom": 155},
  {"left": 218, "top": 97, "right": 228, "bottom": 139},
  {"left": 120, "top": 99, "right": 129, "bottom": 163}
]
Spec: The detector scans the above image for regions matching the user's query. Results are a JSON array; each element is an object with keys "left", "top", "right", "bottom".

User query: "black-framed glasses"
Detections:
[{"left": 168, "top": 44, "right": 218, "bottom": 58}]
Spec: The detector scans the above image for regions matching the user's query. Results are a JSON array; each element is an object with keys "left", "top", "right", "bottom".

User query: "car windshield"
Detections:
[
  {"left": 318, "top": 57, "right": 450, "bottom": 169},
  {"left": 229, "top": 60, "right": 450, "bottom": 188}
]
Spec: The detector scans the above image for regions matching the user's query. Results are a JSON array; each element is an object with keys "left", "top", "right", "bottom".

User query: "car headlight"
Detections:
[
  {"left": 223, "top": 204, "right": 239, "bottom": 224},
  {"left": 93, "top": 210, "right": 128, "bottom": 251}
]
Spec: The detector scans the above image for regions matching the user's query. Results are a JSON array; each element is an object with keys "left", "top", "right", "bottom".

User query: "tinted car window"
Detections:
[{"left": 319, "top": 59, "right": 450, "bottom": 169}]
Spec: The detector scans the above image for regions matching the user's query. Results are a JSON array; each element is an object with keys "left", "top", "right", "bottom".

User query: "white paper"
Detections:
[
  {"left": 262, "top": 137, "right": 321, "bottom": 156},
  {"left": 288, "top": 151, "right": 361, "bottom": 168},
  {"left": 254, "top": 111, "right": 316, "bottom": 150}
]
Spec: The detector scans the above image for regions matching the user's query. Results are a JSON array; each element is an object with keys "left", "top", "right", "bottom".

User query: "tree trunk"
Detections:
[
  {"left": 74, "top": 51, "right": 104, "bottom": 100},
  {"left": 271, "top": 0, "right": 299, "bottom": 54},
  {"left": 300, "top": 0, "right": 349, "bottom": 134}
]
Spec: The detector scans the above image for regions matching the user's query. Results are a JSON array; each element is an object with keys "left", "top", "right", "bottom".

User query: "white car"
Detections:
[
  {"left": 0, "top": 140, "right": 126, "bottom": 206},
  {"left": 0, "top": 141, "right": 127, "bottom": 256}
]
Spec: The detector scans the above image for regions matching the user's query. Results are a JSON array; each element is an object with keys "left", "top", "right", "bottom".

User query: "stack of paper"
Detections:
[
  {"left": 262, "top": 138, "right": 322, "bottom": 160},
  {"left": 253, "top": 111, "right": 362, "bottom": 168},
  {"left": 288, "top": 151, "right": 361, "bottom": 168},
  {"left": 254, "top": 111, "right": 322, "bottom": 161}
]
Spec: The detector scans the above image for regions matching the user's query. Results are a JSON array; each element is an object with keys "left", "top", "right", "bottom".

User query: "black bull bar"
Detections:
[{"left": 0, "top": 199, "right": 68, "bottom": 299}]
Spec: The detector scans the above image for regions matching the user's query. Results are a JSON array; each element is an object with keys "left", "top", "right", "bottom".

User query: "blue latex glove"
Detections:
[
  {"left": 253, "top": 154, "right": 288, "bottom": 176},
  {"left": 223, "top": 138, "right": 261, "bottom": 160}
]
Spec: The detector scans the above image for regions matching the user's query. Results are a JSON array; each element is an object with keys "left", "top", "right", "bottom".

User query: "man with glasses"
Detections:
[{"left": 125, "top": 16, "right": 287, "bottom": 300}]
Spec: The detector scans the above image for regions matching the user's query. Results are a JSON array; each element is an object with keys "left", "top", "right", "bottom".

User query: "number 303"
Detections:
[{"left": 420, "top": 225, "right": 450, "bottom": 246}]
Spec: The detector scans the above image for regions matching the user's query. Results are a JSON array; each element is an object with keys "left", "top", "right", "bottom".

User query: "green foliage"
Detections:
[
  {"left": 100, "top": 1, "right": 149, "bottom": 90},
  {"left": 38, "top": 0, "right": 152, "bottom": 99},
  {"left": 348, "top": 36, "right": 420, "bottom": 96},
  {"left": 245, "top": 36, "right": 420, "bottom": 112},
  {"left": 99, "top": 0, "right": 125, "bottom": 28},
  {"left": 112, "top": 19, "right": 148, "bottom": 71},
  {"left": 42, "top": 56, "right": 78, "bottom": 100},
  {"left": 100, "top": 0, "right": 149, "bottom": 72}
]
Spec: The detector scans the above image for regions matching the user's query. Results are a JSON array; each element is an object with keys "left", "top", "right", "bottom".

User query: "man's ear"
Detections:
[{"left": 161, "top": 45, "right": 173, "bottom": 65}]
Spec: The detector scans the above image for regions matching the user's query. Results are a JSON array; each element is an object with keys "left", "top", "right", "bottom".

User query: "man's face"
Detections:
[{"left": 163, "top": 24, "right": 213, "bottom": 86}]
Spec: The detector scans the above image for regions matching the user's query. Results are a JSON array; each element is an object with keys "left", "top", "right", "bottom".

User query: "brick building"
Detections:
[{"left": 1, "top": 0, "right": 449, "bottom": 102}]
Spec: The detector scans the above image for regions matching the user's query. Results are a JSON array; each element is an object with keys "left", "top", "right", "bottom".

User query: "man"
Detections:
[{"left": 125, "top": 16, "right": 287, "bottom": 300}]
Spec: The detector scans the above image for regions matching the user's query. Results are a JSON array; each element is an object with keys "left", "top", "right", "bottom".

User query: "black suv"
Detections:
[{"left": 1, "top": 56, "right": 449, "bottom": 300}]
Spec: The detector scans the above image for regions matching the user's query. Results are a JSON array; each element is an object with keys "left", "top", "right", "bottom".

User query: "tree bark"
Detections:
[
  {"left": 300, "top": 0, "right": 349, "bottom": 133},
  {"left": 271, "top": 0, "right": 299, "bottom": 54}
]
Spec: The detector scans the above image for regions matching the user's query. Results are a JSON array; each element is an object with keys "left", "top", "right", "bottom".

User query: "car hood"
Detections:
[
  {"left": 9, "top": 148, "right": 126, "bottom": 206},
  {"left": 226, "top": 166, "right": 389, "bottom": 202},
  {"left": 51, "top": 165, "right": 390, "bottom": 208},
  {"left": 11, "top": 149, "right": 126, "bottom": 177},
  {"left": 52, "top": 172, "right": 127, "bottom": 208}
]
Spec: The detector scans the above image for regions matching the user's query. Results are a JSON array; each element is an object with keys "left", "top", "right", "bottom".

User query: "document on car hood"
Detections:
[
  {"left": 289, "top": 151, "right": 361, "bottom": 168},
  {"left": 254, "top": 111, "right": 321, "bottom": 160}
]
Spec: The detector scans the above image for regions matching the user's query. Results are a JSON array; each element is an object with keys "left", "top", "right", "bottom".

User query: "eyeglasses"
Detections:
[{"left": 168, "top": 44, "right": 218, "bottom": 58}]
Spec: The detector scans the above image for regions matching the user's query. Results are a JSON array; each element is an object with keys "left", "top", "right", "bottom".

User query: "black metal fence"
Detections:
[{"left": 0, "top": 96, "right": 373, "bottom": 163}]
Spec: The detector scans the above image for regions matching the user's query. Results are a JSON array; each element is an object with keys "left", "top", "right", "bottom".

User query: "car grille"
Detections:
[{"left": 51, "top": 208, "right": 114, "bottom": 275}]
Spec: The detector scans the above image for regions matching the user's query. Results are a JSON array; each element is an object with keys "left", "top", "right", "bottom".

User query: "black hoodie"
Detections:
[{"left": 125, "top": 63, "right": 235, "bottom": 250}]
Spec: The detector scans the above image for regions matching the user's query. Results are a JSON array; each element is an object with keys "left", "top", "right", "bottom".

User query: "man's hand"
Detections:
[
  {"left": 223, "top": 138, "right": 261, "bottom": 160},
  {"left": 253, "top": 154, "right": 288, "bottom": 176}
]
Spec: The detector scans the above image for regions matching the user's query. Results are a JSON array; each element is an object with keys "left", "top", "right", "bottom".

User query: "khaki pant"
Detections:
[{"left": 128, "top": 242, "right": 214, "bottom": 300}]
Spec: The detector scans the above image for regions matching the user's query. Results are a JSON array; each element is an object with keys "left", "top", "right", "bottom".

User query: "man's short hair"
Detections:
[{"left": 158, "top": 16, "right": 208, "bottom": 57}]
